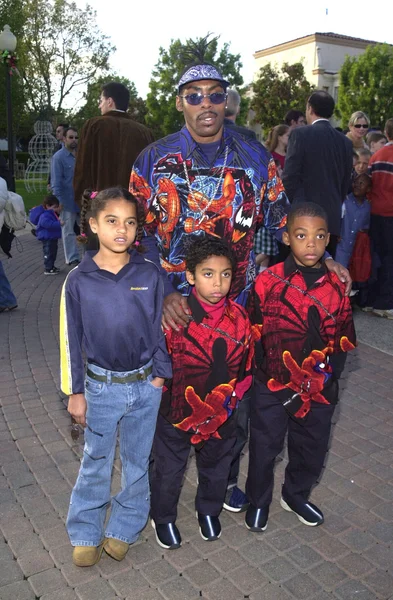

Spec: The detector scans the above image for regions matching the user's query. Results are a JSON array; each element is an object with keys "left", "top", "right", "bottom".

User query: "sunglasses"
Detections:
[
  {"left": 353, "top": 124, "right": 368, "bottom": 129},
  {"left": 179, "top": 92, "right": 227, "bottom": 106}
]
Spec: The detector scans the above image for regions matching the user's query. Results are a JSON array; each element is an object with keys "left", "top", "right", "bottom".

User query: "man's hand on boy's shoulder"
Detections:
[
  {"left": 162, "top": 292, "right": 191, "bottom": 331},
  {"left": 325, "top": 259, "right": 352, "bottom": 296}
]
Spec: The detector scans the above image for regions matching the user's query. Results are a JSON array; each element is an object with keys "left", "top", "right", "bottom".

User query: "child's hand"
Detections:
[{"left": 67, "top": 393, "right": 87, "bottom": 427}]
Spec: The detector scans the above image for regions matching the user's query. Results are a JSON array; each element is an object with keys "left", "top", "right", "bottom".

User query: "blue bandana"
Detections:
[{"left": 178, "top": 64, "right": 229, "bottom": 91}]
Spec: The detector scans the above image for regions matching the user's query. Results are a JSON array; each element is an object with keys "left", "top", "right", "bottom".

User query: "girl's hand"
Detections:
[
  {"left": 68, "top": 393, "right": 87, "bottom": 427},
  {"left": 150, "top": 377, "right": 165, "bottom": 388}
]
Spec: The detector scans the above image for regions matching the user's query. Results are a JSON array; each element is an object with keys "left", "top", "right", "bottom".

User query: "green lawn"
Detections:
[{"left": 15, "top": 180, "right": 46, "bottom": 212}]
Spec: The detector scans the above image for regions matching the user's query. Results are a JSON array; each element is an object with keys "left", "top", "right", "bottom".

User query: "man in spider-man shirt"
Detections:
[
  {"left": 149, "top": 238, "right": 257, "bottom": 550},
  {"left": 245, "top": 202, "right": 356, "bottom": 532}
]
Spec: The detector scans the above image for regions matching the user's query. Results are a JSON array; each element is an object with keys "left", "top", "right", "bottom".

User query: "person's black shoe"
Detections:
[
  {"left": 151, "top": 520, "right": 181, "bottom": 549},
  {"left": 68, "top": 260, "right": 80, "bottom": 267},
  {"left": 245, "top": 504, "right": 269, "bottom": 532},
  {"left": 196, "top": 513, "right": 221, "bottom": 541},
  {"left": 223, "top": 485, "right": 249, "bottom": 513},
  {"left": 280, "top": 496, "right": 324, "bottom": 526}
]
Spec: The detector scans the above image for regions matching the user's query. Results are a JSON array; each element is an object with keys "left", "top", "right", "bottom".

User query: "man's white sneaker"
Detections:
[{"left": 372, "top": 308, "right": 393, "bottom": 319}]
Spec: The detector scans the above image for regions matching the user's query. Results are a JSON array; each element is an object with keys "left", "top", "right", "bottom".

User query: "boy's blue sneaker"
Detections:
[
  {"left": 245, "top": 504, "right": 269, "bottom": 532},
  {"left": 223, "top": 486, "right": 249, "bottom": 513},
  {"left": 280, "top": 496, "right": 324, "bottom": 526},
  {"left": 197, "top": 513, "right": 221, "bottom": 541},
  {"left": 151, "top": 520, "right": 181, "bottom": 549}
]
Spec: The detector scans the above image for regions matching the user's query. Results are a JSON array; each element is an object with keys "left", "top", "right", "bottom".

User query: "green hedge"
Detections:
[{"left": 1, "top": 151, "right": 30, "bottom": 166}]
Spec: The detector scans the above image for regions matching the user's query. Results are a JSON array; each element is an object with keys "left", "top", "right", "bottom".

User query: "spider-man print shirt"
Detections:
[
  {"left": 160, "top": 293, "right": 256, "bottom": 446},
  {"left": 251, "top": 255, "right": 356, "bottom": 398},
  {"left": 130, "top": 126, "right": 289, "bottom": 307}
]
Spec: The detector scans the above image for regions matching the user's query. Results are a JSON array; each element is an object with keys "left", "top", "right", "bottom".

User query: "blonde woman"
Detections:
[
  {"left": 266, "top": 124, "right": 290, "bottom": 170},
  {"left": 346, "top": 111, "right": 370, "bottom": 149}
]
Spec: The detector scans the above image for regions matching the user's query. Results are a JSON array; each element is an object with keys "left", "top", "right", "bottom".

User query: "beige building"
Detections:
[{"left": 253, "top": 32, "right": 378, "bottom": 104}]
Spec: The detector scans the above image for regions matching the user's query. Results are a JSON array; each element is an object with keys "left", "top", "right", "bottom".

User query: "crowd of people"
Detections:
[{"left": 1, "top": 54, "right": 392, "bottom": 574}]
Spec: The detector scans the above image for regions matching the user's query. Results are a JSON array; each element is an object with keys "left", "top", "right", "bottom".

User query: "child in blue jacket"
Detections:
[{"left": 36, "top": 195, "right": 62, "bottom": 274}]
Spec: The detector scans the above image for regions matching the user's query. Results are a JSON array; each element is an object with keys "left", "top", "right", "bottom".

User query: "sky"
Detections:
[{"left": 76, "top": 0, "right": 393, "bottom": 100}]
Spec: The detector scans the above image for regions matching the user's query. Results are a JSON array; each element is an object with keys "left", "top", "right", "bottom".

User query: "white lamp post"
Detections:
[{"left": 0, "top": 25, "right": 17, "bottom": 191}]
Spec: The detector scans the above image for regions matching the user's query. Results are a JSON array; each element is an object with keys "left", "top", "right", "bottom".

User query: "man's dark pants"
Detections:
[
  {"left": 367, "top": 214, "right": 393, "bottom": 310},
  {"left": 246, "top": 380, "right": 335, "bottom": 509},
  {"left": 42, "top": 239, "right": 58, "bottom": 271},
  {"left": 150, "top": 414, "right": 236, "bottom": 523}
]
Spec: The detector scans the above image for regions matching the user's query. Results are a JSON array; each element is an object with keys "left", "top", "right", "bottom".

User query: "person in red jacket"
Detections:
[
  {"left": 366, "top": 118, "right": 393, "bottom": 319},
  {"left": 245, "top": 202, "right": 356, "bottom": 532}
]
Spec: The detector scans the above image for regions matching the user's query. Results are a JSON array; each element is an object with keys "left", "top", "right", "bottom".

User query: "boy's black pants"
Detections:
[
  {"left": 246, "top": 380, "right": 335, "bottom": 509},
  {"left": 150, "top": 414, "right": 236, "bottom": 523},
  {"left": 42, "top": 239, "right": 58, "bottom": 271}
]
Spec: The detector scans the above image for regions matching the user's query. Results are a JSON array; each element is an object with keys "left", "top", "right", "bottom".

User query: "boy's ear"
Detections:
[
  {"left": 89, "top": 217, "right": 97, "bottom": 234},
  {"left": 185, "top": 269, "right": 195, "bottom": 285},
  {"left": 282, "top": 231, "right": 290, "bottom": 246},
  {"left": 325, "top": 232, "right": 330, "bottom": 247}
]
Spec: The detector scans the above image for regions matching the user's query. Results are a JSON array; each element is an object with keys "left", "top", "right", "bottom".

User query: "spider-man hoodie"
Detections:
[
  {"left": 160, "top": 290, "right": 257, "bottom": 447},
  {"left": 251, "top": 255, "right": 356, "bottom": 418}
]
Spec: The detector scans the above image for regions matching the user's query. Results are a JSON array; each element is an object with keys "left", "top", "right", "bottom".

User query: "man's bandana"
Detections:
[{"left": 178, "top": 64, "right": 229, "bottom": 91}]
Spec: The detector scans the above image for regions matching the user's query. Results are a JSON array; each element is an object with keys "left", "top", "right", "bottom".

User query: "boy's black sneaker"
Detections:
[
  {"left": 44, "top": 269, "right": 59, "bottom": 275},
  {"left": 280, "top": 496, "right": 324, "bottom": 526},
  {"left": 245, "top": 504, "right": 269, "bottom": 532},
  {"left": 52, "top": 266, "right": 60, "bottom": 272},
  {"left": 223, "top": 485, "right": 249, "bottom": 513},
  {"left": 151, "top": 520, "right": 181, "bottom": 549},
  {"left": 196, "top": 512, "right": 221, "bottom": 541}
]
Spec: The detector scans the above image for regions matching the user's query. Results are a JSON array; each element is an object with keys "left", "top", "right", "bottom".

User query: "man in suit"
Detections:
[
  {"left": 283, "top": 91, "right": 353, "bottom": 257},
  {"left": 224, "top": 89, "right": 257, "bottom": 141}
]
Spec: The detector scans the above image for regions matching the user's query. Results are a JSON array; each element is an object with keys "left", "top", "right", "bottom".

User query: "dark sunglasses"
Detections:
[
  {"left": 179, "top": 92, "right": 227, "bottom": 106},
  {"left": 354, "top": 124, "right": 368, "bottom": 129}
]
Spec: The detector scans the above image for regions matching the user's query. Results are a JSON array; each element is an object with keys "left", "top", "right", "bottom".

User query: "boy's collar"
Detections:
[
  {"left": 187, "top": 290, "right": 231, "bottom": 324},
  {"left": 284, "top": 253, "right": 327, "bottom": 277}
]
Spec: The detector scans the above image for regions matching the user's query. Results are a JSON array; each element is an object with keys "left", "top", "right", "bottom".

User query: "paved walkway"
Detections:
[{"left": 1, "top": 232, "right": 393, "bottom": 600}]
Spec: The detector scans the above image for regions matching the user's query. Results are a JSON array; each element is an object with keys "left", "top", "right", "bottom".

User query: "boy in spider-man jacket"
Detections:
[
  {"left": 245, "top": 202, "right": 356, "bottom": 532},
  {"left": 150, "top": 238, "right": 257, "bottom": 549}
]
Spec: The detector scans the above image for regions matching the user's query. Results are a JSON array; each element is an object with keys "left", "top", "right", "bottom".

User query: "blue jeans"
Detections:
[
  {"left": 61, "top": 210, "right": 80, "bottom": 264},
  {"left": 42, "top": 239, "right": 58, "bottom": 271},
  {"left": 0, "top": 259, "right": 17, "bottom": 308},
  {"left": 66, "top": 361, "right": 162, "bottom": 547}
]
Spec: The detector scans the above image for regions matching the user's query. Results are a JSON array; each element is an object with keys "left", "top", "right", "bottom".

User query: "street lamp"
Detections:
[{"left": 0, "top": 24, "right": 17, "bottom": 192}]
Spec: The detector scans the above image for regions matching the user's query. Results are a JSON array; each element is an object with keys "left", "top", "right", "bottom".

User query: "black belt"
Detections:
[{"left": 86, "top": 365, "right": 153, "bottom": 384}]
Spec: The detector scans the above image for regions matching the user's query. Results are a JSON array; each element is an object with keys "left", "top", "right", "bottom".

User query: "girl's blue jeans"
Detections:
[{"left": 66, "top": 361, "right": 162, "bottom": 547}]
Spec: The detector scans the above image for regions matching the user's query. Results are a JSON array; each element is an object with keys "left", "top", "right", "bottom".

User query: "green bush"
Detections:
[{"left": 1, "top": 151, "right": 30, "bottom": 166}]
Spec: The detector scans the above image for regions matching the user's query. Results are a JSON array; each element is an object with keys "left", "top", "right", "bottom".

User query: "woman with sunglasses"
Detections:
[{"left": 346, "top": 111, "right": 370, "bottom": 149}]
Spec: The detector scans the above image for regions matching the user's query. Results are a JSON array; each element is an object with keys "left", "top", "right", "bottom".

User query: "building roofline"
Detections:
[{"left": 254, "top": 32, "right": 382, "bottom": 58}]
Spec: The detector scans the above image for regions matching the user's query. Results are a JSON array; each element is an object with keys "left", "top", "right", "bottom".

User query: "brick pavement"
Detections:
[{"left": 0, "top": 232, "right": 393, "bottom": 600}]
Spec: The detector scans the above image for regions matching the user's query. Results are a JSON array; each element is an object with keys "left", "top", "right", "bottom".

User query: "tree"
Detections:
[
  {"left": 336, "top": 44, "right": 393, "bottom": 129},
  {"left": 146, "top": 35, "right": 244, "bottom": 138},
  {"left": 9, "top": 0, "right": 114, "bottom": 118},
  {"left": 251, "top": 62, "right": 314, "bottom": 137},
  {"left": 71, "top": 75, "right": 148, "bottom": 130}
]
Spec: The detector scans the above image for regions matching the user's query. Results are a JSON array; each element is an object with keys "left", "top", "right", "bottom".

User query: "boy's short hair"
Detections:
[
  {"left": 185, "top": 237, "right": 236, "bottom": 275},
  {"left": 354, "top": 173, "right": 372, "bottom": 186},
  {"left": 356, "top": 148, "right": 371, "bottom": 160},
  {"left": 43, "top": 194, "right": 59, "bottom": 207},
  {"left": 287, "top": 202, "right": 328, "bottom": 231}
]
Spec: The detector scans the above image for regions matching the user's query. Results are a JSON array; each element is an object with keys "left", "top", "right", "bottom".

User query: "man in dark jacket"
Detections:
[
  {"left": 282, "top": 91, "right": 353, "bottom": 257},
  {"left": 73, "top": 82, "right": 154, "bottom": 205},
  {"left": 224, "top": 89, "right": 257, "bottom": 141}
]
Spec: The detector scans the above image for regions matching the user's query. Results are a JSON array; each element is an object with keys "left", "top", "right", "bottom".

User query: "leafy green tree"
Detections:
[
  {"left": 71, "top": 75, "right": 148, "bottom": 130},
  {"left": 251, "top": 62, "right": 314, "bottom": 137},
  {"left": 146, "top": 35, "right": 244, "bottom": 138},
  {"left": 336, "top": 44, "right": 393, "bottom": 129}
]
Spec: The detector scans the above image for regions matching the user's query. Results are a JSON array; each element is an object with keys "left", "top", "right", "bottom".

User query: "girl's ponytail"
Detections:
[{"left": 78, "top": 189, "right": 97, "bottom": 244}]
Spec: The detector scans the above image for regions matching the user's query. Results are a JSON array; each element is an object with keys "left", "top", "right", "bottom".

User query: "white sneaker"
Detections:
[
  {"left": 361, "top": 306, "right": 373, "bottom": 312},
  {"left": 372, "top": 308, "right": 393, "bottom": 319}
]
